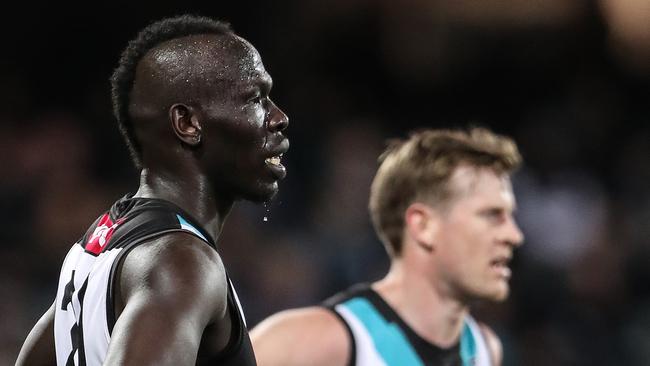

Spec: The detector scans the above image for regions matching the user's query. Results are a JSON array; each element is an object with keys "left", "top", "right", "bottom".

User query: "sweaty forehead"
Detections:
[{"left": 144, "top": 34, "right": 268, "bottom": 84}]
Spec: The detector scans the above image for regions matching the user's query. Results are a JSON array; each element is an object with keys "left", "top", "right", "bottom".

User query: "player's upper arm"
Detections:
[
  {"left": 479, "top": 322, "right": 503, "bottom": 366},
  {"left": 251, "top": 307, "right": 351, "bottom": 366},
  {"left": 15, "top": 301, "right": 56, "bottom": 366},
  {"left": 103, "top": 233, "right": 228, "bottom": 366}
]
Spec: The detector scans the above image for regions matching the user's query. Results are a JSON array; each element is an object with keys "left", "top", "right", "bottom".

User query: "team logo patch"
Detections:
[{"left": 85, "top": 213, "right": 123, "bottom": 255}]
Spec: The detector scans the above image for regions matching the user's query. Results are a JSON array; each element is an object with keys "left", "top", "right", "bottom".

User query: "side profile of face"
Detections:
[
  {"left": 139, "top": 34, "right": 289, "bottom": 202},
  {"left": 431, "top": 165, "right": 524, "bottom": 302},
  {"left": 189, "top": 34, "right": 290, "bottom": 203},
  {"left": 130, "top": 31, "right": 289, "bottom": 204}
]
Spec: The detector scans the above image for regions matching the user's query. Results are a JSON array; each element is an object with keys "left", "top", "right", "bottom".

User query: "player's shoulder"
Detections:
[
  {"left": 119, "top": 232, "right": 228, "bottom": 313},
  {"left": 123, "top": 231, "right": 224, "bottom": 276},
  {"left": 253, "top": 306, "right": 346, "bottom": 336},
  {"left": 251, "top": 306, "right": 351, "bottom": 366}
]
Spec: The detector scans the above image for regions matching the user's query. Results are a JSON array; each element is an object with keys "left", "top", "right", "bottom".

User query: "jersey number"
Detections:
[{"left": 62, "top": 270, "right": 89, "bottom": 366}]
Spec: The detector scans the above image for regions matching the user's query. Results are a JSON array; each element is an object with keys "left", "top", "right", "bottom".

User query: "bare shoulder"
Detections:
[
  {"left": 105, "top": 233, "right": 229, "bottom": 365},
  {"left": 118, "top": 232, "right": 228, "bottom": 320},
  {"left": 478, "top": 322, "right": 503, "bottom": 366},
  {"left": 251, "top": 306, "right": 351, "bottom": 366}
]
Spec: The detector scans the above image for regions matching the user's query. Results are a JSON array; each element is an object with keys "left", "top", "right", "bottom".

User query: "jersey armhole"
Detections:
[
  {"left": 204, "top": 281, "right": 245, "bottom": 362},
  {"left": 323, "top": 305, "right": 357, "bottom": 366}
]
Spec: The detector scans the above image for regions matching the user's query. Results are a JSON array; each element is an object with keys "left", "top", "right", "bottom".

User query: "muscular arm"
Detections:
[
  {"left": 251, "top": 307, "right": 350, "bottom": 366},
  {"left": 15, "top": 302, "right": 56, "bottom": 366},
  {"left": 103, "top": 233, "right": 228, "bottom": 366}
]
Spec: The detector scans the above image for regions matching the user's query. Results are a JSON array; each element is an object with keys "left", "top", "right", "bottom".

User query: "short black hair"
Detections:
[{"left": 110, "top": 14, "right": 233, "bottom": 169}]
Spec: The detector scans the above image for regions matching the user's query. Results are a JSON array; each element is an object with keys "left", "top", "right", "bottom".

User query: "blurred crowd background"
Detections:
[{"left": 1, "top": 1, "right": 648, "bottom": 365}]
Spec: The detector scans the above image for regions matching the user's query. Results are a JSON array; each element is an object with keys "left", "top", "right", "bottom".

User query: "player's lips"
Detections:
[
  {"left": 265, "top": 154, "right": 286, "bottom": 179},
  {"left": 490, "top": 255, "right": 512, "bottom": 279},
  {"left": 265, "top": 138, "right": 289, "bottom": 180}
]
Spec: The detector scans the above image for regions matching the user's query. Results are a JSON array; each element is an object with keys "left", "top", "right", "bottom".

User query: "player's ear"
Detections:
[
  {"left": 404, "top": 202, "right": 439, "bottom": 253},
  {"left": 169, "top": 103, "right": 202, "bottom": 147}
]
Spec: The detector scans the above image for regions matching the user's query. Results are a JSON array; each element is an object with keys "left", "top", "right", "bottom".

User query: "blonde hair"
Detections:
[{"left": 369, "top": 127, "right": 521, "bottom": 256}]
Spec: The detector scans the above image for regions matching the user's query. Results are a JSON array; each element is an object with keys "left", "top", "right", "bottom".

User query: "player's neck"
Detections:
[
  {"left": 373, "top": 261, "right": 468, "bottom": 348},
  {"left": 134, "top": 168, "right": 233, "bottom": 241}
]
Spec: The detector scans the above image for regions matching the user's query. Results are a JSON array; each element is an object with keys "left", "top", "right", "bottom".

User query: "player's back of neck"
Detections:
[{"left": 134, "top": 167, "right": 232, "bottom": 240}]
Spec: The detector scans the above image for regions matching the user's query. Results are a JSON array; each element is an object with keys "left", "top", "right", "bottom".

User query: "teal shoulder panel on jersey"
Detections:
[{"left": 341, "top": 297, "right": 424, "bottom": 366}]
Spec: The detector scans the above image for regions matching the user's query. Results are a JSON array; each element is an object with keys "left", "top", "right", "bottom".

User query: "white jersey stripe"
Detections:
[{"left": 335, "top": 304, "right": 389, "bottom": 366}]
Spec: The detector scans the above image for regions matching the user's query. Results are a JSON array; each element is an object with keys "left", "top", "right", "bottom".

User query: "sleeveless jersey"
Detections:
[
  {"left": 53, "top": 195, "right": 256, "bottom": 366},
  {"left": 324, "top": 284, "right": 492, "bottom": 366}
]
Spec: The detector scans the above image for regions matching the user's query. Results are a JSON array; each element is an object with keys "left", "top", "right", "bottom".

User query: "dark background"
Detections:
[{"left": 1, "top": 1, "right": 649, "bottom": 365}]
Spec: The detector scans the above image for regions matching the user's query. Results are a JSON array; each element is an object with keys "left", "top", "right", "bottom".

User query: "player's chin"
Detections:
[
  {"left": 245, "top": 181, "right": 280, "bottom": 204},
  {"left": 484, "top": 282, "right": 510, "bottom": 302}
]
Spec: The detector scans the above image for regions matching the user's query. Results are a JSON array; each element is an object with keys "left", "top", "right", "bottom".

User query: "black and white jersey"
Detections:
[
  {"left": 53, "top": 194, "right": 256, "bottom": 366},
  {"left": 324, "top": 284, "right": 492, "bottom": 366}
]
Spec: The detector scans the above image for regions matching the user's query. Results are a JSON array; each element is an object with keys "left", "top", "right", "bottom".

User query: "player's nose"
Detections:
[
  {"left": 508, "top": 220, "right": 524, "bottom": 247},
  {"left": 267, "top": 99, "right": 288, "bottom": 133},
  {"left": 501, "top": 216, "right": 524, "bottom": 247}
]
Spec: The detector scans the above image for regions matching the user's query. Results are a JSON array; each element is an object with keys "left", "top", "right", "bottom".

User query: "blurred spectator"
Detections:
[{"left": 600, "top": 0, "right": 650, "bottom": 76}]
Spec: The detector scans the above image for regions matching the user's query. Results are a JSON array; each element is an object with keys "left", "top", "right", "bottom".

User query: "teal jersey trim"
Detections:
[
  {"left": 342, "top": 297, "right": 424, "bottom": 366},
  {"left": 176, "top": 214, "right": 208, "bottom": 242},
  {"left": 460, "top": 322, "right": 477, "bottom": 366}
]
